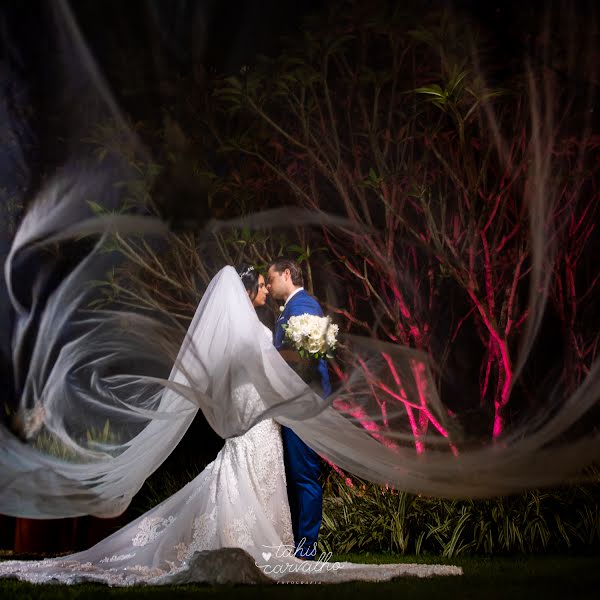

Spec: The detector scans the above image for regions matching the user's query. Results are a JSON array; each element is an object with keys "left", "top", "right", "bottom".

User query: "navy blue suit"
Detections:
[{"left": 274, "top": 289, "right": 331, "bottom": 559}]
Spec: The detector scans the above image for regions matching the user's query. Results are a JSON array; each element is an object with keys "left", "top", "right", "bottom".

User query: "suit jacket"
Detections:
[{"left": 274, "top": 289, "right": 332, "bottom": 397}]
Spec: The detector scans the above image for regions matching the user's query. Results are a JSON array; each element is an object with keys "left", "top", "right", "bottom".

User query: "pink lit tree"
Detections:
[
  {"left": 548, "top": 134, "right": 600, "bottom": 394},
  {"left": 214, "top": 6, "right": 599, "bottom": 445}
]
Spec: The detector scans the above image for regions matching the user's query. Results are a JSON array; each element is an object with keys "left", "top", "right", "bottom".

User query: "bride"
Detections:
[{"left": 0, "top": 264, "right": 461, "bottom": 586}]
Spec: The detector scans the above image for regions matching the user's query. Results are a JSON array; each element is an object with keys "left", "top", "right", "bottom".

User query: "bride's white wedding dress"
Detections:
[{"left": 0, "top": 323, "right": 461, "bottom": 585}]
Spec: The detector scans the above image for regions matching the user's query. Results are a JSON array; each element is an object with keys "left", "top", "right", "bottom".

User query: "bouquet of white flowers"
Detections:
[{"left": 282, "top": 313, "right": 339, "bottom": 360}]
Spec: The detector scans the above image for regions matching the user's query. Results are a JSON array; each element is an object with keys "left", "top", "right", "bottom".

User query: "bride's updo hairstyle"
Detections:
[{"left": 236, "top": 264, "right": 260, "bottom": 301}]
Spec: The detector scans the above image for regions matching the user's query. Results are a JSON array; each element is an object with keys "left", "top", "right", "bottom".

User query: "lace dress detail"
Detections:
[
  {"left": 0, "top": 324, "right": 462, "bottom": 584},
  {"left": 132, "top": 516, "right": 177, "bottom": 547}
]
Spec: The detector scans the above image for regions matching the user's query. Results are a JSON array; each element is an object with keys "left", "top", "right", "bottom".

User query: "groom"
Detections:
[{"left": 267, "top": 258, "right": 331, "bottom": 560}]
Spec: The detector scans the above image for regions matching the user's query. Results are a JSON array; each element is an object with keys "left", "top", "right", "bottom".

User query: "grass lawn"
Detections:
[{"left": 1, "top": 554, "right": 598, "bottom": 599}]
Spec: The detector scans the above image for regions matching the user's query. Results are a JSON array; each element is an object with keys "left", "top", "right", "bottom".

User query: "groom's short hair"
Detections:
[{"left": 270, "top": 258, "right": 304, "bottom": 286}]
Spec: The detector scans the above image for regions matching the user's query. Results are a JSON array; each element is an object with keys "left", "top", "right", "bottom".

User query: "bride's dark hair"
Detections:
[{"left": 236, "top": 264, "right": 260, "bottom": 300}]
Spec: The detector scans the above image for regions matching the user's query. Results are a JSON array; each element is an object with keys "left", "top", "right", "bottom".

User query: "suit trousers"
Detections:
[{"left": 280, "top": 425, "right": 322, "bottom": 559}]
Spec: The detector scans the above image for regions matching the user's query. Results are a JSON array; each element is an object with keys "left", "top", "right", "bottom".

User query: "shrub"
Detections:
[{"left": 320, "top": 467, "right": 600, "bottom": 556}]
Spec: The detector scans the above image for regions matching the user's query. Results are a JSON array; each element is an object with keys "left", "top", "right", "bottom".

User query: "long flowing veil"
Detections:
[{"left": 0, "top": 184, "right": 332, "bottom": 517}]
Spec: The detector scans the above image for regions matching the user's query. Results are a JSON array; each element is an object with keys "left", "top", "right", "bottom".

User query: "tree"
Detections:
[{"left": 214, "top": 1, "right": 599, "bottom": 443}]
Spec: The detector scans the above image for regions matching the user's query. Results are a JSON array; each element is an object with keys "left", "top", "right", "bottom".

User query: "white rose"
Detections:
[
  {"left": 326, "top": 324, "right": 339, "bottom": 348},
  {"left": 308, "top": 338, "right": 322, "bottom": 354},
  {"left": 308, "top": 324, "right": 320, "bottom": 339}
]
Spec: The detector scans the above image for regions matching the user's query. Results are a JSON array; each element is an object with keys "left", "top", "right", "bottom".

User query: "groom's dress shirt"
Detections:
[{"left": 284, "top": 286, "right": 304, "bottom": 306}]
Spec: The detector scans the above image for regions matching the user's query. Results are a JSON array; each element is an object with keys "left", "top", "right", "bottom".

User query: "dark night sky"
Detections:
[
  {"left": 3, "top": 1, "right": 592, "bottom": 121},
  {"left": 1, "top": 0, "right": 596, "bottom": 223},
  {"left": 1, "top": 1, "right": 571, "bottom": 84},
  {"left": 3, "top": 0, "right": 587, "bottom": 176}
]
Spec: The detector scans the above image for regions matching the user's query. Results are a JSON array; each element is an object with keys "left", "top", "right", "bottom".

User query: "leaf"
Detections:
[
  {"left": 447, "top": 69, "right": 468, "bottom": 96},
  {"left": 414, "top": 84, "right": 445, "bottom": 98},
  {"left": 222, "top": 76, "right": 243, "bottom": 90},
  {"left": 407, "top": 28, "right": 438, "bottom": 47},
  {"left": 87, "top": 200, "right": 107, "bottom": 215}
]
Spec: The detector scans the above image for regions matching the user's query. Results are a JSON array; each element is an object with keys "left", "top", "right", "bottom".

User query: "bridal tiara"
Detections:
[{"left": 240, "top": 266, "right": 255, "bottom": 279}]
